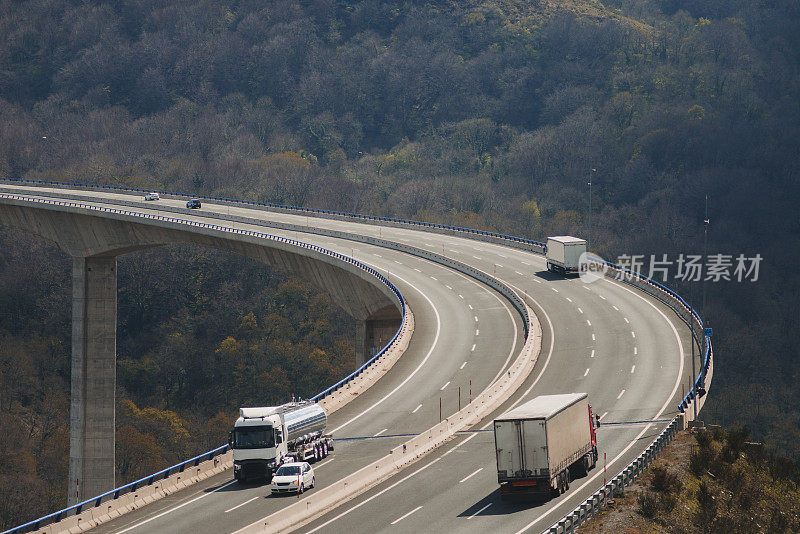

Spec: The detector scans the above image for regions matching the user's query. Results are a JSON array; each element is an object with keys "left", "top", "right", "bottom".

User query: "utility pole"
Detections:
[
  {"left": 702, "top": 195, "right": 709, "bottom": 355},
  {"left": 588, "top": 168, "right": 596, "bottom": 251}
]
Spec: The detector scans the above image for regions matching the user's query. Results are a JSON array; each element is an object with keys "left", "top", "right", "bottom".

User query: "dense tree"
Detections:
[{"left": 1, "top": 0, "right": 800, "bottom": 527}]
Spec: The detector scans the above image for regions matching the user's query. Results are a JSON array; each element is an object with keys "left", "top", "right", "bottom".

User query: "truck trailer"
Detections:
[
  {"left": 230, "top": 401, "right": 334, "bottom": 482},
  {"left": 546, "top": 236, "right": 587, "bottom": 275},
  {"left": 493, "top": 393, "right": 597, "bottom": 498}
]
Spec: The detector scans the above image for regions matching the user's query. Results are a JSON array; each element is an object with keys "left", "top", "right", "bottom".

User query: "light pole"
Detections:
[
  {"left": 352, "top": 151, "right": 363, "bottom": 214},
  {"left": 588, "top": 168, "right": 596, "bottom": 251},
  {"left": 702, "top": 194, "right": 709, "bottom": 326}
]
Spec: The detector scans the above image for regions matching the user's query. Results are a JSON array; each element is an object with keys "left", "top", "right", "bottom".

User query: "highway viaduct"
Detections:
[
  {"left": 0, "top": 192, "right": 402, "bottom": 505},
  {"left": 0, "top": 182, "right": 705, "bottom": 534}
]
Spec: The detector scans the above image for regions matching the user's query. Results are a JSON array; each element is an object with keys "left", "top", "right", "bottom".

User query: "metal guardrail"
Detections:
[
  {"left": 0, "top": 192, "right": 407, "bottom": 534},
  {"left": 0, "top": 180, "right": 713, "bottom": 534},
  {"left": 0, "top": 177, "right": 546, "bottom": 252},
  {"left": 1, "top": 444, "right": 229, "bottom": 534},
  {"left": 543, "top": 415, "right": 683, "bottom": 534}
]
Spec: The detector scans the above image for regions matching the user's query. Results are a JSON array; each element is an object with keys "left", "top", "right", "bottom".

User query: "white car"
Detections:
[
  {"left": 144, "top": 192, "right": 160, "bottom": 201},
  {"left": 270, "top": 462, "right": 315, "bottom": 495}
]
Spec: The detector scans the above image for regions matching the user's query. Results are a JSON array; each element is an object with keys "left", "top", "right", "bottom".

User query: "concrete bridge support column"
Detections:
[
  {"left": 355, "top": 307, "right": 403, "bottom": 369},
  {"left": 68, "top": 256, "right": 117, "bottom": 505}
]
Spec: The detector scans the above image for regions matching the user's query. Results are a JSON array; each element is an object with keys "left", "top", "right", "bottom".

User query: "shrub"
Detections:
[
  {"left": 695, "top": 429, "right": 713, "bottom": 448},
  {"left": 725, "top": 427, "right": 750, "bottom": 456},
  {"left": 694, "top": 481, "right": 718, "bottom": 529},
  {"left": 659, "top": 491, "right": 677, "bottom": 513},
  {"left": 637, "top": 491, "right": 659, "bottom": 519},
  {"left": 651, "top": 466, "right": 682, "bottom": 493},
  {"left": 690, "top": 447, "right": 715, "bottom": 478}
]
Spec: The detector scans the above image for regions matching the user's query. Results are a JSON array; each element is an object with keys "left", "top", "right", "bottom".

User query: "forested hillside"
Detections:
[{"left": 1, "top": 0, "right": 800, "bottom": 527}]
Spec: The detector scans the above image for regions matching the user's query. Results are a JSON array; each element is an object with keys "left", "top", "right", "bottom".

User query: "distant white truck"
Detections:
[
  {"left": 230, "top": 401, "right": 334, "bottom": 482},
  {"left": 493, "top": 393, "right": 597, "bottom": 498},
  {"left": 546, "top": 236, "right": 587, "bottom": 275}
]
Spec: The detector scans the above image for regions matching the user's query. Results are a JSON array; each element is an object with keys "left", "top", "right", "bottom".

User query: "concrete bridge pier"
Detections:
[
  {"left": 68, "top": 256, "right": 117, "bottom": 505},
  {"left": 355, "top": 306, "right": 403, "bottom": 368}
]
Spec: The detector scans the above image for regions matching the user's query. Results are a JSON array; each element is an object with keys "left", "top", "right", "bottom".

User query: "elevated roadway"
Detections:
[{"left": 0, "top": 184, "right": 692, "bottom": 534}]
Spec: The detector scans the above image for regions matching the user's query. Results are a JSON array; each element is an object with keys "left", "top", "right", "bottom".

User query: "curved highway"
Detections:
[{"left": 0, "top": 184, "right": 692, "bottom": 534}]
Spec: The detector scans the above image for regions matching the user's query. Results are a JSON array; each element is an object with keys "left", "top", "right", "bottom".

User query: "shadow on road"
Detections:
[
  {"left": 210, "top": 479, "right": 270, "bottom": 493},
  {"left": 457, "top": 488, "right": 550, "bottom": 518},
  {"left": 533, "top": 270, "right": 579, "bottom": 282}
]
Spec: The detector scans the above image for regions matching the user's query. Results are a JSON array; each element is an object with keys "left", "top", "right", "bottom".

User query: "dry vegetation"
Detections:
[{"left": 579, "top": 427, "right": 800, "bottom": 533}]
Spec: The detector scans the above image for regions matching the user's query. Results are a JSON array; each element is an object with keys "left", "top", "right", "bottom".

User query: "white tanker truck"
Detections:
[{"left": 229, "top": 401, "right": 334, "bottom": 482}]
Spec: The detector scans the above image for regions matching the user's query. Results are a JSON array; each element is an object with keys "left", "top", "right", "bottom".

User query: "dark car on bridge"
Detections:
[{"left": 186, "top": 199, "right": 201, "bottom": 209}]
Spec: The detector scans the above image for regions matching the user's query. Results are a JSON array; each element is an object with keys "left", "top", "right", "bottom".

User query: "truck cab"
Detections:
[{"left": 231, "top": 408, "right": 288, "bottom": 482}]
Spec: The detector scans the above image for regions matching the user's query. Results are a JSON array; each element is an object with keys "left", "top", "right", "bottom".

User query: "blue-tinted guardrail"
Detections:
[
  {"left": 0, "top": 177, "right": 545, "bottom": 250},
  {"left": 0, "top": 180, "right": 712, "bottom": 533},
  {"left": 0, "top": 191, "right": 407, "bottom": 534},
  {"left": 1, "top": 444, "right": 228, "bottom": 534}
]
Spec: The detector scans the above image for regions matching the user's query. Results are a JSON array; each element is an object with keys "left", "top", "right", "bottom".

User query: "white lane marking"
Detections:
[
  {"left": 583, "top": 286, "right": 591, "bottom": 291},
  {"left": 577, "top": 307, "right": 583, "bottom": 314},
  {"left": 468, "top": 304, "right": 473, "bottom": 310},
  {"left": 430, "top": 276, "right": 437, "bottom": 281},
  {"left": 592, "top": 333, "right": 596, "bottom": 341},
  {"left": 551, "top": 287, "right": 559, "bottom": 293},
  {"left": 521, "top": 261, "right": 530, "bottom": 265},
  {"left": 481, "top": 286, "right": 555, "bottom": 423},
  {"left": 414, "top": 268, "right": 421, "bottom": 272},
  {"left": 586, "top": 320, "right": 592, "bottom": 326},
  {"left": 498, "top": 253, "right": 508, "bottom": 258},
  {"left": 115, "top": 480, "right": 237, "bottom": 533},
  {"left": 599, "top": 411, "right": 608, "bottom": 420},
  {"left": 412, "top": 404, "right": 422, "bottom": 414},
  {"left": 459, "top": 294, "right": 464, "bottom": 299},
  {"left": 584, "top": 368, "right": 590, "bottom": 377},
  {"left": 459, "top": 467, "right": 484, "bottom": 484},
  {"left": 471, "top": 344, "right": 476, "bottom": 351},
  {"left": 329, "top": 271, "right": 441, "bottom": 434},
  {"left": 634, "top": 347, "right": 638, "bottom": 355},
  {"left": 391, "top": 505, "right": 423, "bottom": 525},
  {"left": 515, "top": 271, "right": 524, "bottom": 275},
  {"left": 440, "top": 381, "right": 450, "bottom": 391},
  {"left": 475, "top": 329, "right": 480, "bottom": 336},
  {"left": 374, "top": 428, "right": 388, "bottom": 437},
  {"left": 617, "top": 389, "right": 626, "bottom": 399},
  {"left": 631, "top": 365, "right": 636, "bottom": 374},
  {"left": 473, "top": 255, "right": 482, "bottom": 260},
  {"left": 533, "top": 279, "right": 541, "bottom": 283},
  {"left": 302, "top": 458, "right": 442, "bottom": 534},
  {"left": 394, "top": 260, "right": 402, "bottom": 264},
  {"left": 599, "top": 295, "right": 607, "bottom": 300},
  {"left": 631, "top": 331, "right": 636, "bottom": 338},
  {"left": 468, "top": 503, "right": 492, "bottom": 519},
  {"left": 224, "top": 496, "right": 260, "bottom": 513},
  {"left": 443, "top": 433, "right": 481, "bottom": 457},
  {"left": 613, "top": 305, "right": 619, "bottom": 310},
  {"left": 446, "top": 285, "right": 452, "bottom": 290},
  {"left": 566, "top": 297, "right": 572, "bottom": 302},
  {"left": 624, "top": 317, "right": 630, "bottom": 323},
  {"left": 496, "top": 263, "right": 503, "bottom": 268},
  {"left": 590, "top": 349, "right": 595, "bottom": 358},
  {"left": 474, "top": 316, "right": 478, "bottom": 322},
  {"left": 460, "top": 361, "right": 467, "bottom": 370},
  {"left": 374, "top": 254, "right": 382, "bottom": 258}
]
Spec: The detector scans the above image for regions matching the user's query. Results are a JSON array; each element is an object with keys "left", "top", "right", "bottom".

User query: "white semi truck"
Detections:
[
  {"left": 230, "top": 401, "right": 334, "bottom": 482},
  {"left": 546, "top": 236, "right": 587, "bottom": 275},
  {"left": 493, "top": 393, "right": 597, "bottom": 498}
]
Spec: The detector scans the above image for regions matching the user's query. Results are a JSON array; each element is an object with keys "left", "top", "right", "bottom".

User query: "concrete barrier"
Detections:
[{"left": 235, "top": 300, "right": 542, "bottom": 534}]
